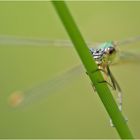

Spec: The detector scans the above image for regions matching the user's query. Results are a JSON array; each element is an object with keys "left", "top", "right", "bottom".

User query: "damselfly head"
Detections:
[
  {"left": 105, "top": 46, "right": 116, "bottom": 55},
  {"left": 90, "top": 41, "right": 117, "bottom": 65},
  {"left": 104, "top": 45, "right": 117, "bottom": 64},
  {"left": 103, "top": 41, "right": 117, "bottom": 55},
  {"left": 98, "top": 41, "right": 117, "bottom": 65}
]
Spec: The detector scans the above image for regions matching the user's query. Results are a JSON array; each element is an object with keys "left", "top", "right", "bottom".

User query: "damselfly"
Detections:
[{"left": 1, "top": 35, "right": 140, "bottom": 121}]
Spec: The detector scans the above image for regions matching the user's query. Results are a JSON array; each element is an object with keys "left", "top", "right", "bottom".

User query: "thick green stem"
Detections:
[{"left": 52, "top": 1, "right": 134, "bottom": 139}]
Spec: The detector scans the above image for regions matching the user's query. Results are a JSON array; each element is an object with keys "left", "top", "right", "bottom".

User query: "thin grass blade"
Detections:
[{"left": 52, "top": 1, "right": 134, "bottom": 139}]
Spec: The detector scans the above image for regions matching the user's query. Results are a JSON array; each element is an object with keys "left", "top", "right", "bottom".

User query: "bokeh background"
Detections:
[{"left": 0, "top": 1, "right": 140, "bottom": 139}]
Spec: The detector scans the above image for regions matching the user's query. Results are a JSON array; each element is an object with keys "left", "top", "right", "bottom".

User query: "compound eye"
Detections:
[
  {"left": 96, "top": 50, "right": 99, "bottom": 53},
  {"left": 108, "top": 47, "right": 115, "bottom": 54},
  {"left": 96, "top": 48, "right": 102, "bottom": 53}
]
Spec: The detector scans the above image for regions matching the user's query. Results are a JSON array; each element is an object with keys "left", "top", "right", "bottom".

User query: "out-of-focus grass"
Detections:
[{"left": 0, "top": 1, "right": 140, "bottom": 139}]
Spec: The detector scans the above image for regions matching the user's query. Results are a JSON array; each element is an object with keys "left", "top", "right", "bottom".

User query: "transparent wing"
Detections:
[
  {"left": 8, "top": 65, "right": 83, "bottom": 108},
  {"left": 115, "top": 35, "right": 140, "bottom": 47},
  {"left": 1, "top": 35, "right": 140, "bottom": 48},
  {"left": 0, "top": 35, "right": 100, "bottom": 48},
  {"left": 119, "top": 51, "right": 140, "bottom": 62},
  {"left": 112, "top": 51, "right": 140, "bottom": 65}
]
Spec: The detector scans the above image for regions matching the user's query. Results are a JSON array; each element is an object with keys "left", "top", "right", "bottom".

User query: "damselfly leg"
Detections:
[
  {"left": 106, "top": 65, "right": 128, "bottom": 127},
  {"left": 88, "top": 65, "right": 127, "bottom": 127}
]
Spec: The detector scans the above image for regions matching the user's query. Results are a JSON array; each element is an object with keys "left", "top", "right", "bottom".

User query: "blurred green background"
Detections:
[{"left": 0, "top": 1, "right": 140, "bottom": 139}]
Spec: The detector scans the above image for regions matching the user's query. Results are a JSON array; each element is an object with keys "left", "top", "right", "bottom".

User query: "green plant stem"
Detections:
[{"left": 52, "top": 1, "right": 134, "bottom": 139}]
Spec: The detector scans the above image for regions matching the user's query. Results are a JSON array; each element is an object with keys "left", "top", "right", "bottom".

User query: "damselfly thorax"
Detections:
[{"left": 90, "top": 41, "right": 117, "bottom": 69}]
